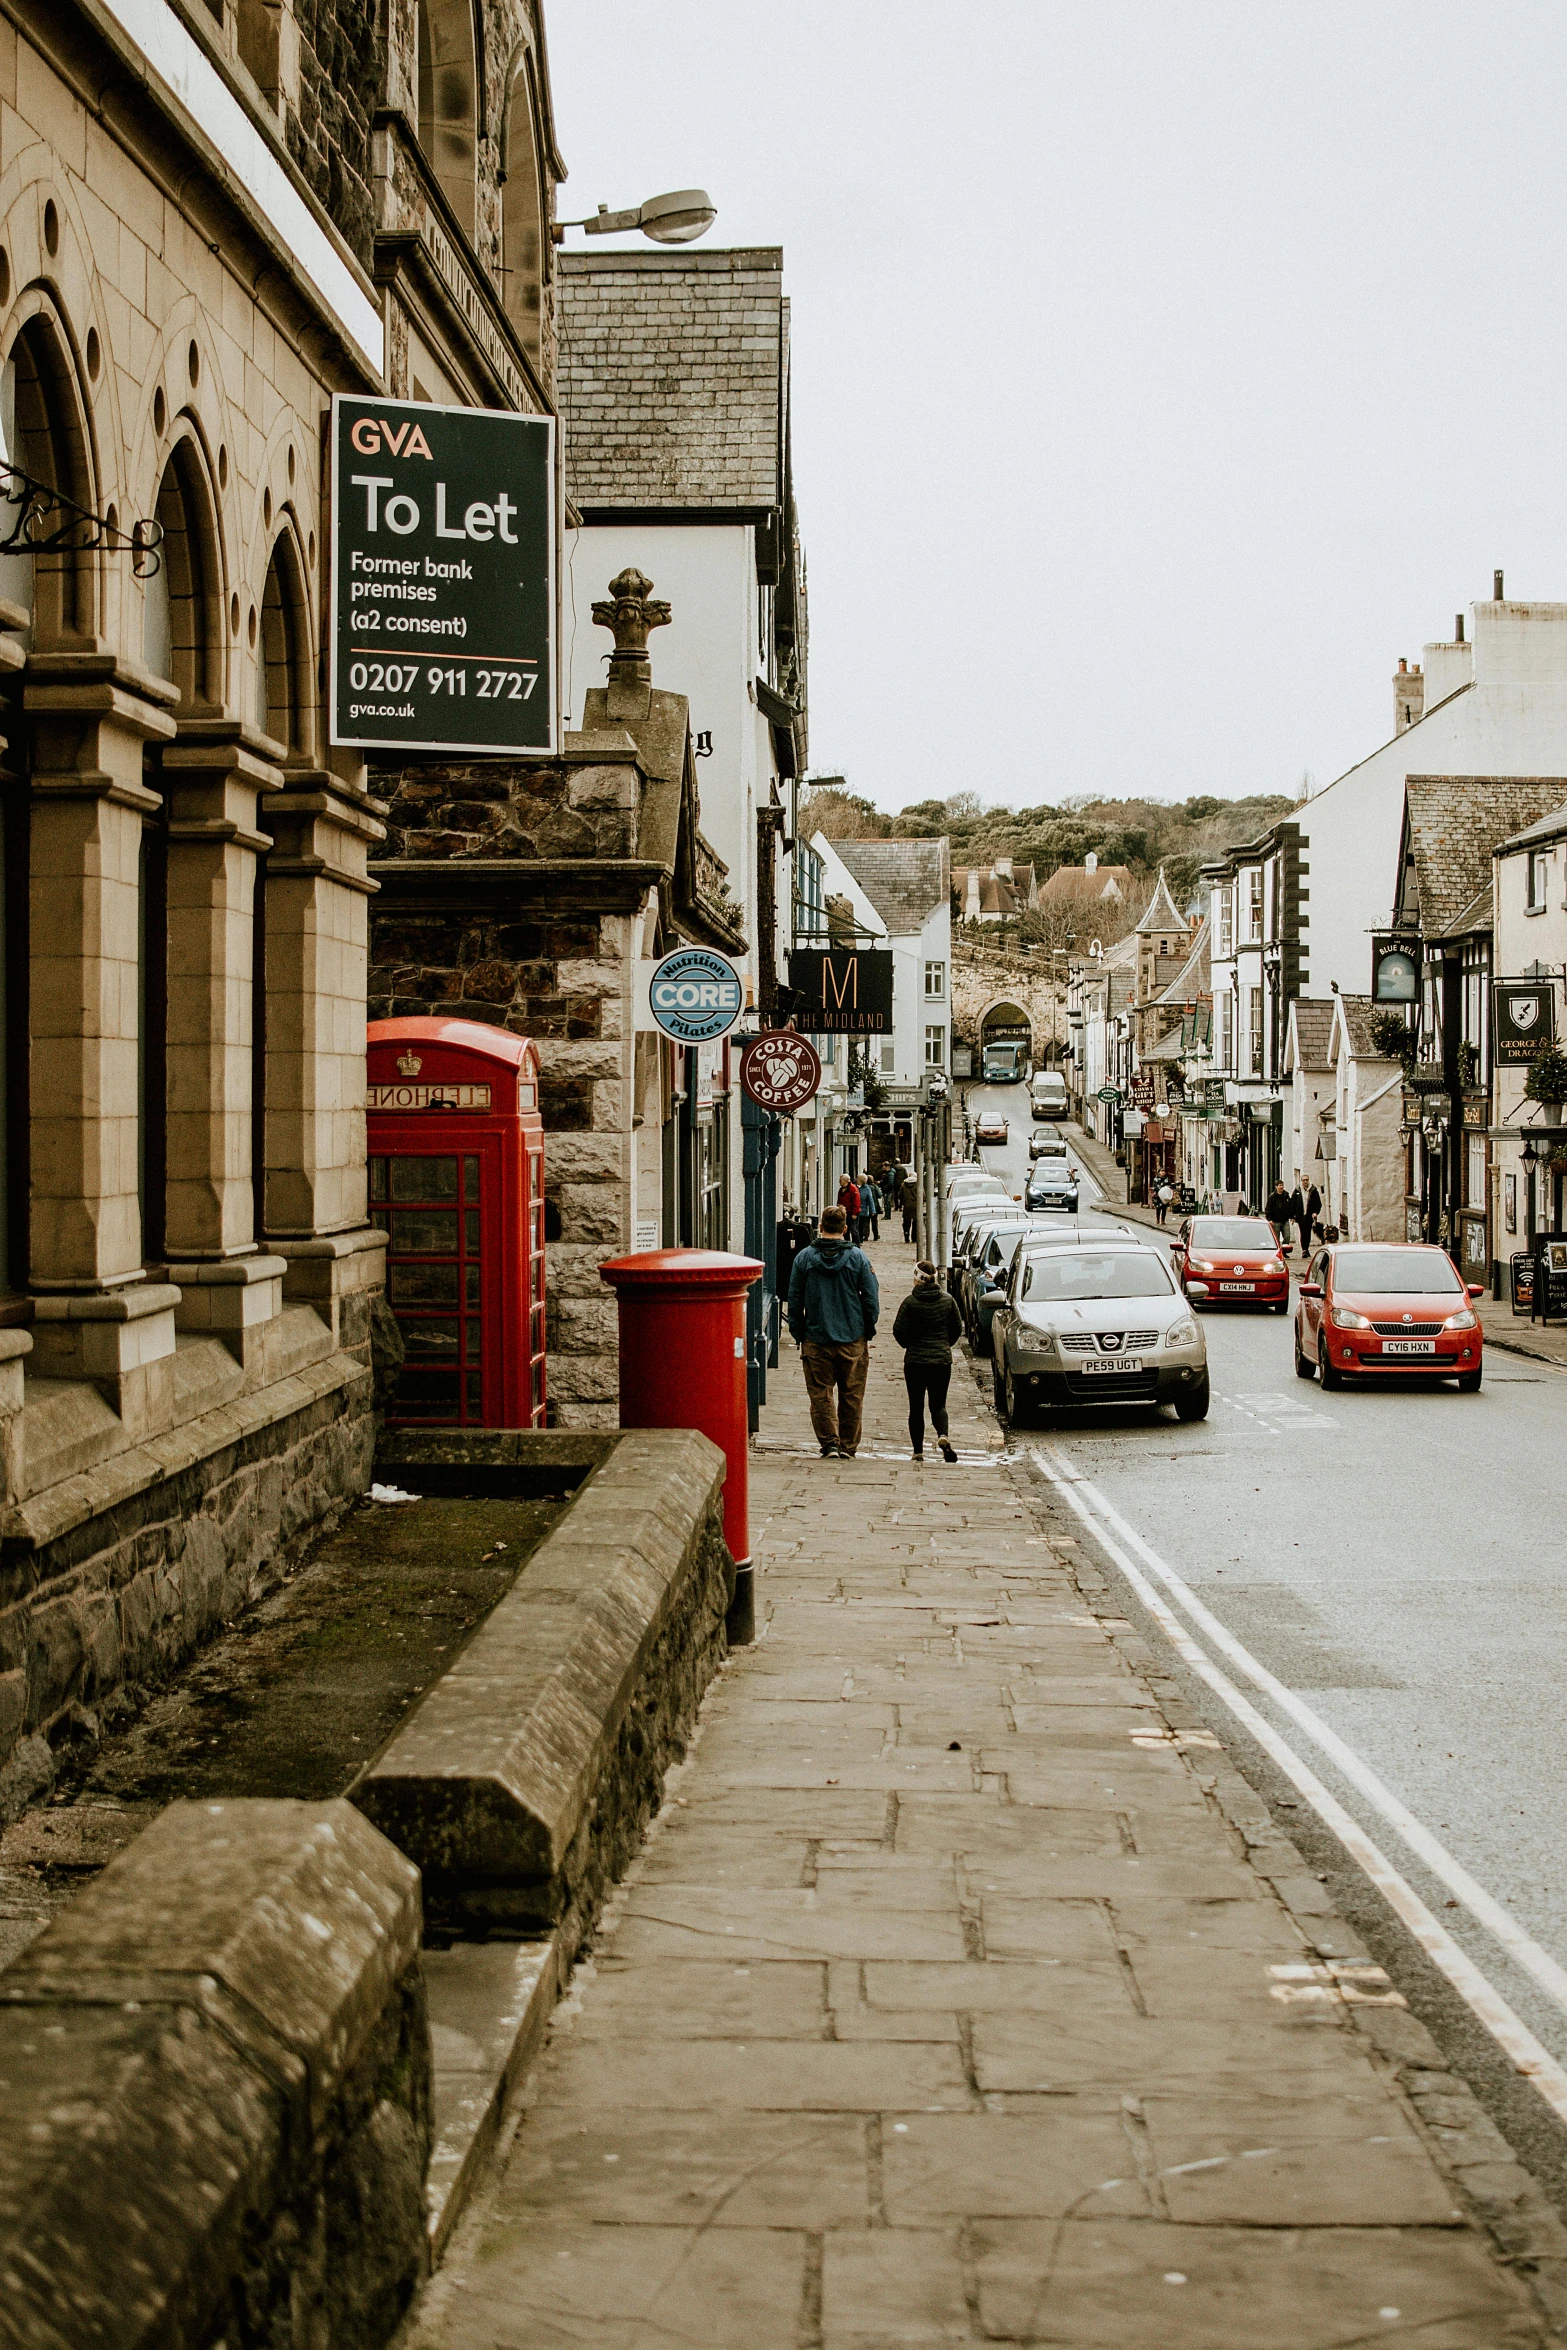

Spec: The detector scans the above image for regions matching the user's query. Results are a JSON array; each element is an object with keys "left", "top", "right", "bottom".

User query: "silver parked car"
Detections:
[{"left": 991, "top": 1239, "right": 1208, "bottom": 1428}]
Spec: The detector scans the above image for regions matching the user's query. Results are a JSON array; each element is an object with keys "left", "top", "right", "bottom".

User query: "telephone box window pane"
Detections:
[
  {"left": 465, "top": 1370, "right": 482, "bottom": 1412},
  {"left": 463, "top": 1155, "right": 480, "bottom": 1201},
  {"left": 391, "top": 1262, "right": 460, "bottom": 1306},
  {"left": 398, "top": 1364, "right": 460, "bottom": 1410},
  {"left": 466, "top": 1264, "right": 482, "bottom": 1307},
  {"left": 370, "top": 1156, "right": 388, "bottom": 1202},
  {"left": 465, "top": 1209, "right": 481, "bottom": 1254},
  {"left": 532, "top": 1358, "right": 544, "bottom": 1407},
  {"left": 532, "top": 1255, "right": 544, "bottom": 1301},
  {"left": 371, "top": 1208, "right": 390, "bottom": 1236},
  {"left": 402, "top": 1317, "right": 459, "bottom": 1359},
  {"left": 392, "top": 1155, "right": 457, "bottom": 1202},
  {"left": 462, "top": 1318, "right": 482, "bottom": 1359},
  {"left": 393, "top": 1207, "right": 459, "bottom": 1255}
]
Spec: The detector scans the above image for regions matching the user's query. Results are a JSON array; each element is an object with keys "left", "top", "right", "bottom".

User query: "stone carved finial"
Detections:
[{"left": 592, "top": 568, "right": 672, "bottom": 686}]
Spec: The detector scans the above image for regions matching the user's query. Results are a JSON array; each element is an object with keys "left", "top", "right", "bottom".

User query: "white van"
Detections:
[{"left": 1029, "top": 1072, "right": 1069, "bottom": 1119}]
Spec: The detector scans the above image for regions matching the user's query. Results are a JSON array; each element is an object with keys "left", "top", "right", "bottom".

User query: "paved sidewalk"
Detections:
[{"left": 407, "top": 1241, "right": 1559, "bottom": 2347}]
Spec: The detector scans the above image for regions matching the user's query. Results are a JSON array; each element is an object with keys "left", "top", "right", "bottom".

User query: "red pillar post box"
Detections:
[
  {"left": 367, "top": 1018, "right": 546, "bottom": 1428},
  {"left": 599, "top": 1249, "right": 764, "bottom": 1643}
]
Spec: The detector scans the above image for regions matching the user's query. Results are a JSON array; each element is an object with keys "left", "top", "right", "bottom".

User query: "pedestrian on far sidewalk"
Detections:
[
  {"left": 1155, "top": 1179, "right": 1175, "bottom": 1226},
  {"left": 787, "top": 1205, "right": 880, "bottom": 1460},
  {"left": 1265, "top": 1178, "right": 1293, "bottom": 1250},
  {"left": 837, "top": 1175, "right": 861, "bottom": 1234},
  {"left": 900, "top": 1172, "right": 919, "bottom": 1244},
  {"left": 1297, "top": 1179, "right": 1322, "bottom": 1255},
  {"left": 860, "top": 1175, "right": 881, "bottom": 1241},
  {"left": 893, "top": 1261, "right": 961, "bottom": 1464}
]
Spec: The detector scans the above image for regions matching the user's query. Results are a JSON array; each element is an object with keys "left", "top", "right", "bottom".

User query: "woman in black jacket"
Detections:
[{"left": 893, "top": 1262, "right": 962, "bottom": 1463}]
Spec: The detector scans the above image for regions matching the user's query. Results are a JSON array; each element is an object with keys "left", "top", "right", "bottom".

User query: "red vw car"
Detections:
[
  {"left": 1171, "top": 1215, "right": 1290, "bottom": 1313},
  {"left": 1295, "top": 1242, "right": 1485, "bottom": 1390}
]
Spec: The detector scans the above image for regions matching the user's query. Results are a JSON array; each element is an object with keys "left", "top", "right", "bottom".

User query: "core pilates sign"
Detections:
[{"left": 329, "top": 396, "right": 556, "bottom": 756}]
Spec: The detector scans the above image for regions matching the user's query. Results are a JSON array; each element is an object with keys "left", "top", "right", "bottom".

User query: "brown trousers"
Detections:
[{"left": 801, "top": 1340, "right": 870, "bottom": 1454}]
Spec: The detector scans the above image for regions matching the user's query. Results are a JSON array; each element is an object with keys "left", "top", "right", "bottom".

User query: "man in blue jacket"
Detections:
[{"left": 787, "top": 1205, "right": 880, "bottom": 1459}]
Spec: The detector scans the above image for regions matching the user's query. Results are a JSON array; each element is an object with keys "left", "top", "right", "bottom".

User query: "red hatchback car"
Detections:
[
  {"left": 1171, "top": 1215, "right": 1291, "bottom": 1313},
  {"left": 1295, "top": 1242, "right": 1485, "bottom": 1390}
]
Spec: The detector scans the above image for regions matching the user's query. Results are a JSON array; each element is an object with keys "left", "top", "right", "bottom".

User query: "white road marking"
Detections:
[{"left": 1032, "top": 1440, "right": 1567, "bottom": 2126}]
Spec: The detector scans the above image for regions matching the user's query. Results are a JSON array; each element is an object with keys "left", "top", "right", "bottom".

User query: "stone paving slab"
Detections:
[{"left": 407, "top": 1238, "right": 1560, "bottom": 2347}]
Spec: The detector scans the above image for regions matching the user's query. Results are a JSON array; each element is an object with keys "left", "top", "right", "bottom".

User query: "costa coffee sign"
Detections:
[{"left": 740, "top": 1029, "right": 822, "bottom": 1114}]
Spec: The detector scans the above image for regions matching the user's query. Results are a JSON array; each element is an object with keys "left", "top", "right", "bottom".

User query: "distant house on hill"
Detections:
[
  {"left": 1039, "top": 852, "right": 1133, "bottom": 907},
  {"left": 952, "top": 859, "right": 1040, "bottom": 923}
]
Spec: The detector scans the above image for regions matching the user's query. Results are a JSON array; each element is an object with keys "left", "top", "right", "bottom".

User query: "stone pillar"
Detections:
[
  {"left": 264, "top": 764, "right": 388, "bottom": 1349},
  {"left": 25, "top": 655, "right": 182, "bottom": 1431},
  {"left": 159, "top": 720, "right": 290, "bottom": 1364}
]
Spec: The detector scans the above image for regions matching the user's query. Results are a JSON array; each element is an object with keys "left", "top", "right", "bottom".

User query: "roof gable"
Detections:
[
  {"left": 1135, "top": 867, "right": 1185, "bottom": 935},
  {"left": 835, "top": 838, "right": 950, "bottom": 933},
  {"left": 1400, "top": 776, "right": 1567, "bottom": 938}
]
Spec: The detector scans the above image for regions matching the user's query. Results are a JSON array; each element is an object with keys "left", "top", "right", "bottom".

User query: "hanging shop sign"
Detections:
[
  {"left": 740, "top": 1029, "right": 822, "bottom": 1114},
  {"left": 647, "top": 947, "right": 745, "bottom": 1044},
  {"left": 1096, "top": 1085, "right": 1122, "bottom": 1105},
  {"left": 330, "top": 394, "right": 556, "bottom": 757},
  {"left": 1495, "top": 979, "right": 1557, "bottom": 1064},
  {"left": 1127, "top": 1076, "right": 1155, "bottom": 1107},
  {"left": 786, "top": 948, "right": 894, "bottom": 1035},
  {"left": 1371, "top": 936, "right": 1420, "bottom": 1004}
]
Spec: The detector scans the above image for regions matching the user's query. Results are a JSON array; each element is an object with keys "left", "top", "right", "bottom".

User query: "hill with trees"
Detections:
[{"left": 799, "top": 784, "right": 1299, "bottom": 927}]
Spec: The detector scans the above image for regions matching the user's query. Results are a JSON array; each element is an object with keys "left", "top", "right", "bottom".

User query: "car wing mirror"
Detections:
[
  {"left": 1299, "top": 1281, "right": 1322, "bottom": 1298},
  {"left": 1167, "top": 1237, "right": 1182, "bottom": 1251},
  {"left": 1467, "top": 1283, "right": 1485, "bottom": 1297}
]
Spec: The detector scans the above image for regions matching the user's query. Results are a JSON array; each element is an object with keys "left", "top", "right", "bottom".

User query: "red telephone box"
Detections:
[{"left": 366, "top": 1017, "right": 546, "bottom": 1428}]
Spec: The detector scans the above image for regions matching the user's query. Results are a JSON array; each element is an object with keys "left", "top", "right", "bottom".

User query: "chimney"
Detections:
[
  {"left": 1393, "top": 657, "right": 1424, "bottom": 736},
  {"left": 1085, "top": 850, "right": 1098, "bottom": 874},
  {"left": 1494, "top": 569, "right": 1505, "bottom": 601},
  {"left": 1455, "top": 614, "right": 1464, "bottom": 642}
]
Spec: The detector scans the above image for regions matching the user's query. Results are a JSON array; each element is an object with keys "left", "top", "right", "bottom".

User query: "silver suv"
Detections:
[{"left": 990, "top": 1239, "right": 1209, "bottom": 1428}]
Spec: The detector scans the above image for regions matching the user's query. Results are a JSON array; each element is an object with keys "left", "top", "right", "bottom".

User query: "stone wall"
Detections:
[
  {"left": 950, "top": 938, "right": 1066, "bottom": 1059},
  {"left": 368, "top": 740, "right": 645, "bottom": 1427},
  {"left": 0, "top": 1796, "right": 429, "bottom": 2350},
  {"left": 0, "top": 1342, "right": 374, "bottom": 1823}
]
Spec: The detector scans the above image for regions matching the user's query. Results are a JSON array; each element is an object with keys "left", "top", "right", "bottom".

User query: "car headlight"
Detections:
[
  {"left": 1016, "top": 1320, "right": 1057, "bottom": 1354},
  {"left": 1442, "top": 1307, "right": 1478, "bottom": 1331},
  {"left": 1165, "top": 1317, "right": 1198, "bottom": 1347},
  {"left": 1329, "top": 1305, "right": 1372, "bottom": 1331}
]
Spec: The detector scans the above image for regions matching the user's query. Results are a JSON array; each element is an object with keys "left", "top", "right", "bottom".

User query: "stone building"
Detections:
[{"left": 0, "top": 0, "right": 564, "bottom": 1810}]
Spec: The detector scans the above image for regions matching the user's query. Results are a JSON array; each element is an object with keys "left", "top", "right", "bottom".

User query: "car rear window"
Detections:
[
  {"left": 1026, "top": 1251, "right": 1175, "bottom": 1301},
  {"left": 1332, "top": 1247, "right": 1463, "bottom": 1295},
  {"left": 1191, "top": 1219, "right": 1279, "bottom": 1247}
]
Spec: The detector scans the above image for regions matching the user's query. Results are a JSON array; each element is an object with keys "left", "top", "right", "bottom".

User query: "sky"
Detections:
[{"left": 546, "top": 1, "right": 1567, "bottom": 816}]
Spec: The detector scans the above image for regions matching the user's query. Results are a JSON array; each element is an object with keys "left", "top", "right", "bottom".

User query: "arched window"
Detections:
[
  {"left": 414, "top": 0, "right": 478, "bottom": 241},
  {"left": 256, "top": 530, "right": 310, "bottom": 754},
  {"left": 1, "top": 312, "right": 94, "bottom": 645},
  {"left": 145, "top": 439, "right": 220, "bottom": 710},
  {"left": 501, "top": 52, "right": 545, "bottom": 368}
]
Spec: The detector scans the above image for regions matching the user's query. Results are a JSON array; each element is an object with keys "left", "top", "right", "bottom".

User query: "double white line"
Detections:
[{"left": 1032, "top": 1438, "right": 1567, "bottom": 2125}]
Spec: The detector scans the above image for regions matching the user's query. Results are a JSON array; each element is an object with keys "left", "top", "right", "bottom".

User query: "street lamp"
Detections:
[{"left": 557, "top": 190, "right": 718, "bottom": 244}]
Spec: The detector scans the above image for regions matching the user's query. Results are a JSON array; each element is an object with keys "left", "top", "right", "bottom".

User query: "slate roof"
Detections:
[
  {"left": 1153, "top": 917, "right": 1209, "bottom": 1006},
  {"left": 1135, "top": 867, "right": 1186, "bottom": 935},
  {"left": 1332, "top": 994, "right": 1386, "bottom": 1059},
  {"left": 835, "top": 838, "right": 950, "bottom": 935},
  {"left": 1403, "top": 776, "right": 1567, "bottom": 938},
  {"left": 1496, "top": 797, "right": 1567, "bottom": 855},
  {"left": 559, "top": 250, "right": 785, "bottom": 512},
  {"left": 1288, "top": 999, "right": 1336, "bottom": 1069},
  {"left": 1039, "top": 862, "right": 1131, "bottom": 903}
]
